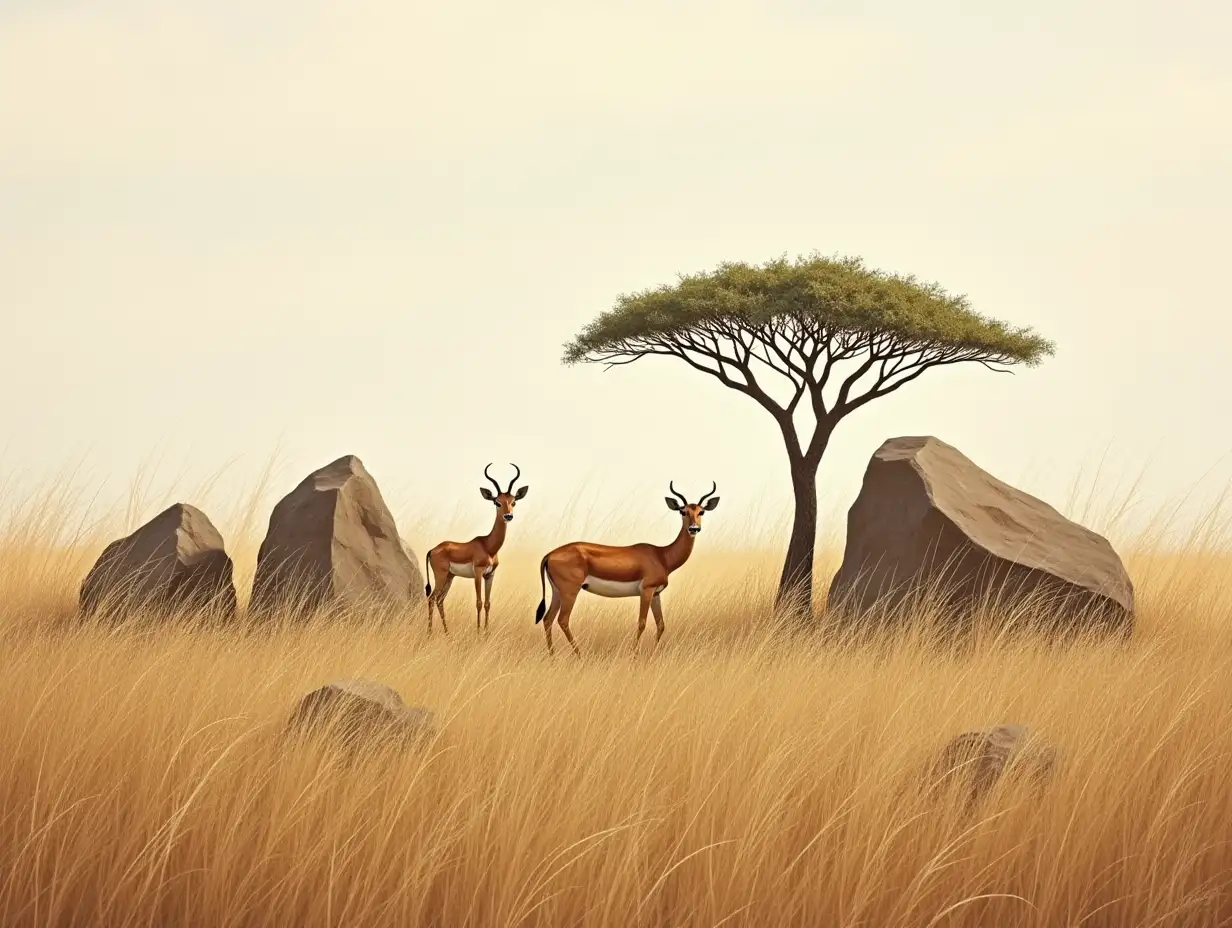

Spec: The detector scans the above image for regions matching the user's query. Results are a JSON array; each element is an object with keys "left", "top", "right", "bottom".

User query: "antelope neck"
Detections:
[
  {"left": 481, "top": 510, "right": 508, "bottom": 555},
  {"left": 658, "top": 520, "right": 696, "bottom": 573}
]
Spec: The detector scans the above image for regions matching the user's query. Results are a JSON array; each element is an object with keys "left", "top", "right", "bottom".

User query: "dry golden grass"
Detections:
[{"left": 2, "top": 474, "right": 1232, "bottom": 927}]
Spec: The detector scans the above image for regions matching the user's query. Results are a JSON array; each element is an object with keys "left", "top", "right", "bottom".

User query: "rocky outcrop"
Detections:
[
  {"left": 828, "top": 436, "right": 1134, "bottom": 636},
  {"left": 931, "top": 723, "right": 1058, "bottom": 806},
  {"left": 79, "top": 503, "right": 237, "bottom": 618},
  {"left": 250, "top": 455, "right": 422, "bottom": 616},
  {"left": 287, "top": 679, "right": 436, "bottom": 747}
]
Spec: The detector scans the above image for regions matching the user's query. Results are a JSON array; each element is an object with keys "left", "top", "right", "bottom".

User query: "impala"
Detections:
[
  {"left": 424, "top": 463, "right": 528, "bottom": 633},
  {"left": 534, "top": 481, "right": 719, "bottom": 655}
]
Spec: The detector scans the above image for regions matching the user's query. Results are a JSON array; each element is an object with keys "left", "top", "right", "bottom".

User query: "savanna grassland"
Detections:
[{"left": 2, "top": 472, "right": 1232, "bottom": 928}]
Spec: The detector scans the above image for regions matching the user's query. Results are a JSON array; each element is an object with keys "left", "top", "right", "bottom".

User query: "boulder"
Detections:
[
  {"left": 250, "top": 455, "right": 423, "bottom": 616},
  {"left": 79, "top": 503, "right": 237, "bottom": 618},
  {"left": 931, "top": 723, "right": 1057, "bottom": 806},
  {"left": 287, "top": 679, "right": 436, "bottom": 747},
  {"left": 828, "top": 436, "right": 1134, "bottom": 636}
]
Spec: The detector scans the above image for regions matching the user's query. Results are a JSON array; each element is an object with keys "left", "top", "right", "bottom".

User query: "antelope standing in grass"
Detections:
[
  {"left": 425, "top": 463, "right": 528, "bottom": 633},
  {"left": 534, "top": 482, "right": 719, "bottom": 655}
]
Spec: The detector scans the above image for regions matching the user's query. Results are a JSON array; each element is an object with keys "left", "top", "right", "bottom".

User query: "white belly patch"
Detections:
[
  {"left": 582, "top": 576, "right": 656, "bottom": 598},
  {"left": 448, "top": 562, "right": 493, "bottom": 579}
]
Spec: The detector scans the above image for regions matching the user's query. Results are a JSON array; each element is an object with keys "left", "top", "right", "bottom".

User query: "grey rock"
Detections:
[
  {"left": 79, "top": 503, "right": 236, "bottom": 619},
  {"left": 287, "top": 679, "right": 436, "bottom": 747},
  {"left": 931, "top": 723, "right": 1058, "bottom": 806},
  {"left": 828, "top": 436, "right": 1134, "bottom": 636},
  {"left": 251, "top": 455, "right": 422, "bottom": 617}
]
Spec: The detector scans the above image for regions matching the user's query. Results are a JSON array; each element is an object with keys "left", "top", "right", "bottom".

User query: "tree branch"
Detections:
[
  {"left": 579, "top": 322, "right": 1024, "bottom": 467},
  {"left": 662, "top": 335, "right": 790, "bottom": 421},
  {"left": 832, "top": 349, "right": 879, "bottom": 410},
  {"left": 835, "top": 350, "right": 1014, "bottom": 417}
]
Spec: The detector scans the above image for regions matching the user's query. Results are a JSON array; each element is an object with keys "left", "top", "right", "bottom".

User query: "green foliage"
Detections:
[{"left": 563, "top": 253, "right": 1054, "bottom": 367}]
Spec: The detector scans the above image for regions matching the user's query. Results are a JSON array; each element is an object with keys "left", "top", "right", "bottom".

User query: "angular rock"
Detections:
[
  {"left": 828, "top": 436, "right": 1134, "bottom": 636},
  {"left": 287, "top": 679, "right": 436, "bottom": 747},
  {"left": 931, "top": 723, "right": 1058, "bottom": 806},
  {"left": 250, "top": 455, "right": 422, "bottom": 617},
  {"left": 79, "top": 503, "right": 237, "bottom": 618}
]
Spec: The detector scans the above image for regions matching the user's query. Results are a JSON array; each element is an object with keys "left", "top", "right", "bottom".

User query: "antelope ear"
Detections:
[
  {"left": 665, "top": 497, "right": 681, "bottom": 511},
  {"left": 514, "top": 486, "right": 529, "bottom": 500},
  {"left": 703, "top": 497, "right": 720, "bottom": 511},
  {"left": 480, "top": 487, "right": 495, "bottom": 501}
]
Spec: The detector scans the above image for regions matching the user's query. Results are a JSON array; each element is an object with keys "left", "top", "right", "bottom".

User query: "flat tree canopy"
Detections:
[{"left": 563, "top": 253, "right": 1054, "bottom": 612}]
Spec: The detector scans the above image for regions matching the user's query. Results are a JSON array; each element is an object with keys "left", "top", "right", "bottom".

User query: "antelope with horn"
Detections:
[
  {"left": 533, "top": 481, "right": 719, "bottom": 655},
  {"left": 424, "top": 463, "right": 528, "bottom": 632}
]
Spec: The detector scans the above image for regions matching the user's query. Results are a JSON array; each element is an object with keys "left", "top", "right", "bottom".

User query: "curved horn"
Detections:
[
  {"left": 483, "top": 463, "right": 502, "bottom": 496},
  {"left": 668, "top": 481, "right": 689, "bottom": 508},
  {"left": 697, "top": 481, "right": 718, "bottom": 507},
  {"left": 505, "top": 462, "right": 521, "bottom": 494}
]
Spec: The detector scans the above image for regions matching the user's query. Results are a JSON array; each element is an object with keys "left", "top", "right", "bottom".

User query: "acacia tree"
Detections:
[{"left": 562, "top": 254, "right": 1054, "bottom": 614}]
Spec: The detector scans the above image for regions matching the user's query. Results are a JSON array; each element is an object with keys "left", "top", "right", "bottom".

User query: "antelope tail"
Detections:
[
  {"left": 534, "top": 556, "right": 550, "bottom": 624},
  {"left": 424, "top": 551, "right": 433, "bottom": 597}
]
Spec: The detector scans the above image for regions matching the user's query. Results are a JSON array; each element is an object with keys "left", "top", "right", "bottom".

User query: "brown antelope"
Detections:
[
  {"left": 424, "top": 463, "right": 528, "bottom": 633},
  {"left": 534, "top": 481, "right": 719, "bottom": 655}
]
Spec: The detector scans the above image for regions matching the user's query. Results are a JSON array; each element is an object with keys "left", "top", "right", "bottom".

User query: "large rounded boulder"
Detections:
[
  {"left": 79, "top": 503, "right": 237, "bottom": 619},
  {"left": 250, "top": 455, "right": 422, "bottom": 617},
  {"left": 828, "top": 436, "right": 1134, "bottom": 636}
]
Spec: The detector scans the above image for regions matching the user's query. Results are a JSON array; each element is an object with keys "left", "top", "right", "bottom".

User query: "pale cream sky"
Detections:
[{"left": 2, "top": 0, "right": 1230, "bottom": 548}]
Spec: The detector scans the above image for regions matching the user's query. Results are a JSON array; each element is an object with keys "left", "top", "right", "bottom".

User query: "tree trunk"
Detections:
[{"left": 776, "top": 452, "right": 822, "bottom": 617}]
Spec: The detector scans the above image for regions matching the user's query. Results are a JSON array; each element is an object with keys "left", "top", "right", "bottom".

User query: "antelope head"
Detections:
[
  {"left": 665, "top": 481, "right": 720, "bottom": 535},
  {"left": 480, "top": 462, "right": 529, "bottom": 522}
]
